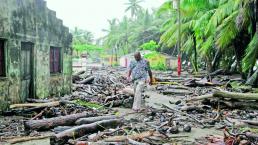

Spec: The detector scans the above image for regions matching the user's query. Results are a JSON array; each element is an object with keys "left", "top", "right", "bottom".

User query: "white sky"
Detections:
[{"left": 45, "top": 0, "right": 166, "bottom": 39}]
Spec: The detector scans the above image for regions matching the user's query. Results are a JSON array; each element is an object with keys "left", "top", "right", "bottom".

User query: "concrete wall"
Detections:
[{"left": 0, "top": 0, "right": 72, "bottom": 111}]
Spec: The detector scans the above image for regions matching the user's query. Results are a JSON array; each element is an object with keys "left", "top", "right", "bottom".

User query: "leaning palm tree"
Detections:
[{"left": 125, "top": 0, "right": 144, "bottom": 18}]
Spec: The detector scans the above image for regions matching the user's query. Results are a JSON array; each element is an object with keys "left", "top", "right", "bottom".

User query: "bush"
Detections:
[{"left": 144, "top": 52, "right": 167, "bottom": 71}]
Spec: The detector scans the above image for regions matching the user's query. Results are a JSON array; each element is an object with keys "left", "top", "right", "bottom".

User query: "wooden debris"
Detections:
[
  {"left": 75, "top": 115, "right": 118, "bottom": 125},
  {"left": 24, "top": 112, "right": 95, "bottom": 130},
  {"left": 188, "top": 91, "right": 258, "bottom": 101},
  {"left": 104, "top": 130, "right": 154, "bottom": 142},
  {"left": 55, "top": 119, "right": 123, "bottom": 140},
  {"left": 6, "top": 135, "right": 53, "bottom": 144},
  {"left": 10, "top": 101, "right": 60, "bottom": 109}
]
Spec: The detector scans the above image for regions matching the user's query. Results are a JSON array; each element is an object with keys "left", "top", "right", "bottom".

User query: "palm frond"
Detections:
[
  {"left": 215, "top": 11, "right": 239, "bottom": 50},
  {"left": 242, "top": 33, "right": 258, "bottom": 72}
]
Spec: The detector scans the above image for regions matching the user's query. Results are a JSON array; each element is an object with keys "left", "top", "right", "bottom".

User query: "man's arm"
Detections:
[
  {"left": 128, "top": 69, "right": 132, "bottom": 78},
  {"left": 127, "top": 62, "right": 134, "bottom": 81}
]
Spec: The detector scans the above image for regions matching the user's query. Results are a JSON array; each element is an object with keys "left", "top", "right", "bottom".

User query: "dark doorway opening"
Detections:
[{"left": 21, "top": 42, "right": 34, "bottom": 99}]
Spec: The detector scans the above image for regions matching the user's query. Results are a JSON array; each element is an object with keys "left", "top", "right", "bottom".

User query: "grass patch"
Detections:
[
  {"left": 73, "top": 99, "right": 103, "bottom": 110},
  {"left": 239, "top": 127, "right": 258, "bottom": 134}
]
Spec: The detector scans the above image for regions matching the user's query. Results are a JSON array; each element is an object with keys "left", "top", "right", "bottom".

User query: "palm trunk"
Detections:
[
  {"left": 192, "top": 33, "right": 198, "bottom": 72},
  {"left": 211, "top": 49, "right": 221, "bottom": 72}
]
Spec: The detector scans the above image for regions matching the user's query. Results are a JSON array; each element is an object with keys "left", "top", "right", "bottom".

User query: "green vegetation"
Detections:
[
  {"left": 71, "top": 27, "right": 104, "bottom": 59},
  {"left": 158, "top": 0, "right": 258, "bottom": 78},
  {"left": 73, "top": 99, "right": 103, "bottom": 110},
  {"left": 72, "top": 0, "right": 258, "bottom": 83},
  {"left": 140, "top": 40, "right": 160, "bottom": 51},
  {"left": 144, "top": 52, "right": 167, "bottom": 70}
]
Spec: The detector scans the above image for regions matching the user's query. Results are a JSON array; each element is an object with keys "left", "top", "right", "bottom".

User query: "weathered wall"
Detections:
[{"left": 0, "top": 0, "right": 72, "bottom": 111}]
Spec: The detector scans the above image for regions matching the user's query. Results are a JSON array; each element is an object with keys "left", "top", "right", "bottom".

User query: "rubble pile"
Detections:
[{"left": 0, "top": 67, "right": 258, "bottom": 145}]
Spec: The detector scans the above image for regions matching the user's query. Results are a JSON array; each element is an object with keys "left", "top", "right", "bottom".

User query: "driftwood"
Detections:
[
  {"left": 221, "top": 101, "right": 258, "bottom": 109},
  {"left": 10, "top": 101, "right": 60, "bottom": 109},
  {"left": 127, "top": 137, "right": 150, "bottom": 145},
  {"left": 226, "top": 117, "right": 258, "bottom": 127},
  {"left": 104, "top": 130, "right": 154, "bottom": 142},
  {"left": 188, "top": 91, "right": 258, "bottom": 101},
  {"left": 6, "top": 135, "right": 53, "bottom": 144},
  {"left": 162, "top": 104, "right": 205, "bottom": 127},
  {"left": 180, "top": 105, "right": 209, "bottom": 112},
  {"left": 24, "top": 112, "right": 94, "bottom": 131},
  {"left": 162, "top": 89, "right": 192, "bottom": 95},
  {"left": 78, "top": 76, "right": 95, "bottom": 84},
  {"left": 75, "top": 115, "right": 118, "bottom": 125},
  {"left": 74, "top": 141, "right": 123, "bottom": 145},
  {"left": 213, "top": 91, "right": 258, "bottom": 100},
  {"left": 3, "top": 106, "right": 45, "bottom": 116},
  {"left": 55, "top": 119, "right": 123, "bottom": 140},
  {"left": 187, "top": 94, "right": 213, "bottom": 102},
  {"left": 26, "top": 98, "right": 57, "bottom": 103}
]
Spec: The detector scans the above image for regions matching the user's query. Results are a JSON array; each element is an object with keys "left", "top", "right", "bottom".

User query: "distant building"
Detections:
[
  {"left": 119, "top": 50, "right": 152, "bottom": 68},
  {"left": 119, "top": 51, "right": 177, "bottom": 69},
  {"left": 0, "top": 0, "right": 72, "bottom": 111}
]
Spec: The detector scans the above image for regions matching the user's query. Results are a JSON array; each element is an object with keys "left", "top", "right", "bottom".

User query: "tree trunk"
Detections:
[
  {"left": 246, "top": 68, "right": 258, "bottom": 86},
  {"left": 55, "top": 119, "right": 122, "bottom": 140},
  {"left": 24, "top": 112, "right": 95, "bottom": 131},
  {"left": 75, "top": 115, "right": 117, "bottom": 125},
  {"left": 211, "top": 49, "right": 221, "bottom": 72},
  {"left": 188, "top": 91, "right": 258, "bottom": 101},
  {"left": 192, "top": 33, "right": 198, "bottom": 72},
  {"left": 10, "top": 101, "right": 60, "bottom": 109}
]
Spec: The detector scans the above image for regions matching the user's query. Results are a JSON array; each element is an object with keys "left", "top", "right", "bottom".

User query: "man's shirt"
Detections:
[{"left": 129, "top": 59, "right": 150, "bottom": 81}]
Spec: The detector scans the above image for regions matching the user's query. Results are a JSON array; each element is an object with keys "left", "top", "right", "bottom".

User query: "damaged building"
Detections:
[{"left": 0, "top": 0, "right": 73, "bottom": 111}]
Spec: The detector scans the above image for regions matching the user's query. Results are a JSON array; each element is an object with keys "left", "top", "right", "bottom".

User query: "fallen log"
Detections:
[
  {"left": 221, "top": 101, "right": 258, "bottom": 109},
  {"left": 74, "top": 141, "right": 123, "bottom": 145},
  {"left": 180, "top": 105, "right": 208, "bottom": 113},
  {"left": 187, "top": 94, "right": 213, "bottom": 102},
  {"left": 55, "top": 119, "right": 123, "bottom": 140},
  {"left": 104, "top": 130, "right": 154, "bottom": 142},
  {"left": 227, "top": 117, "right": 258, "bottom": 126},
  {"left": 26, "top": 98, "right": 57, "bottom": 103},
  {"left": 75, "top": 115, "right": 118, "bottom": 125},
  {"left": 213, "top": 91, "right": 258, "bottom": 100},
  {"left": 78, "top": 76, "right": 95, "bottom": 84},
  {"left": 24, "top": 112, "right": 95, "bottom": 131},
  {"left": 187, "top": 91, "right": 258, "bottom": 101},
  {"left": 10, "top": 101, "right": 60, "bottom": 109},
  {"left": 3, "top": 106, "right": 45, "bottom": 116},
  {"left": 162, "top": 89, "right": 192, "bottom": 95},
  {"left": 6, "top": 135, "right": 53, "bottom": 144}
]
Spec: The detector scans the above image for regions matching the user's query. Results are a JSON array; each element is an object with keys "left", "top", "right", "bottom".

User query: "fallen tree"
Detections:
[
  {"left": 55, "top": 119, "right": 123, "bottom": 140},
  {"left": 10, "top": 101, "right": 60, "bottom": 109},
  {"left": 75, "top": 115, "right": 118, "bottom": 125},
  {"left": 24, "top": 112, "right": 95, "bottom": 131},
  {"left": 187, "top": 91, "right": 258, "bottom": 102}
]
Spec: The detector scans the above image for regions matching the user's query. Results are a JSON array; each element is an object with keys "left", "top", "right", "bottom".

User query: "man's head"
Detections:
[{"left": 134, "top": 52, "right": 141, "bottom": 61}]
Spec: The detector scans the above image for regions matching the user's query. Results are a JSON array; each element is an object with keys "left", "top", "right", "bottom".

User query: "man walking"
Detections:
[{"left": 127, "top": 52, "right": 153, "bottom": 111}]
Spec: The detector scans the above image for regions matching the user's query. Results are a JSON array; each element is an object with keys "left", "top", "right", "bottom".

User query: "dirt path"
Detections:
[{"left": 115, "top": 88, "right": 223, "bottom": 144}]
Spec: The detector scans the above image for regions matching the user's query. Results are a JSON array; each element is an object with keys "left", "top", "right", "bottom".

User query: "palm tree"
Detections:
[
  {"left": 158, "top": 0, "right": 258, "bottom": 75},
  {"left": 125, "top": 0, "right": 144, "bottom": 19}
]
